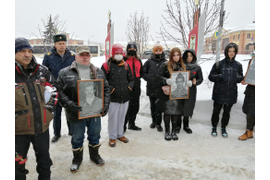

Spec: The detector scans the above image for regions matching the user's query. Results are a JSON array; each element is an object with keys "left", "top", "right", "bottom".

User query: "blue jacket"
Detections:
[{"left": 42, "top": 47, "right": 75, "bottom": 79}]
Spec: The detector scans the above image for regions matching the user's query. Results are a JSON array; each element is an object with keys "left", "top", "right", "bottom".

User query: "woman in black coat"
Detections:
[
  {"left": 180, "top": 49, "right": 203, "bottom": 134},
  {"left": 157, "top": 47, "right": 188, "bottom": 141}
]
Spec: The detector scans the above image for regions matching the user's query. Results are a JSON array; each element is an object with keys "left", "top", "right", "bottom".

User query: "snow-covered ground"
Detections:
[{"left": 26, "top": 54, "right": 255, "bottom": 180}]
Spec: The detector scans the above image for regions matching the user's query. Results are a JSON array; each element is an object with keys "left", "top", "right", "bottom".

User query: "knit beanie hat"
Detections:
[
  {"left": 15, "top": 37, "right": 33, "bottom": 54},
  {"left": 112, "top": 43, "right": 124, "bottom": 56},
  {"left": 152, "top": 44, "right": 163, "bottom": 53},
  {"left": 126, "top": 42, "right": 137, "bottom": 51}
]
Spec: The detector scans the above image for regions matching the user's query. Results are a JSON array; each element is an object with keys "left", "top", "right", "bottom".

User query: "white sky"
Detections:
[{"left": 15, "top": 0, "right": 255, "bottom": 43}]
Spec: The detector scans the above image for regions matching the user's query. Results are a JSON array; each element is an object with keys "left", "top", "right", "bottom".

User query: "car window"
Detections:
[{"left": 144, "top": 52, "right": 151, "bottom": 55}]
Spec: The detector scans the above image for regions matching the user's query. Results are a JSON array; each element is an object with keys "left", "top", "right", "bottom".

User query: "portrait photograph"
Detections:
[
  {"left": 170, "top": 71, "right": 190, "bottom": 100},
  {"left": 244, "top": 56, "right": 255, "bottom": 85},
  {"left": 77, "top": 79, "right": 104, "bottom": 119}
]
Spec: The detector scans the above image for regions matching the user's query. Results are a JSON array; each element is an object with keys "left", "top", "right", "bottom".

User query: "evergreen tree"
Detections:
[{"left": 43, "top": 15, "right": 56, "bottom": 45}]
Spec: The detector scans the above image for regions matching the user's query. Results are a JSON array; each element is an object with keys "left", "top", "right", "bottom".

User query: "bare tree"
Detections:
[
  {"left": 158, "top": 0, "right": 228, "bottom": 49},
  {"left": 126, "top": 11, "right": 150, "bottom": 56}
]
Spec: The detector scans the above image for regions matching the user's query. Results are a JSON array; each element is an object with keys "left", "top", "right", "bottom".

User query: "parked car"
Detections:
[{"left": 141, "top": 50, "right": 170, "bottom": 59}]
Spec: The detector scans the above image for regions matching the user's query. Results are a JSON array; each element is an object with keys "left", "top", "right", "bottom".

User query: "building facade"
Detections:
[{"left": 204, "top": 23, "right": 255, "bottom": 54}]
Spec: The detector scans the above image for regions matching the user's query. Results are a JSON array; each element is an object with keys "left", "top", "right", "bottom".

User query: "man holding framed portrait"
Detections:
[{"left": 56, "top": 46, "right": 110, "bottom": 172}]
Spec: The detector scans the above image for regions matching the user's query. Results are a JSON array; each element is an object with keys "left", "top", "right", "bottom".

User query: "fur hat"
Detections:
[
  {"left": 152, "top": 44, "right": 163, "bottom": 53},
  {"left": 53, "top": 34, "right": 67, "bottom": 43},
  {"left": 15, "top": 37, "right": 33, "bottom": 54}
]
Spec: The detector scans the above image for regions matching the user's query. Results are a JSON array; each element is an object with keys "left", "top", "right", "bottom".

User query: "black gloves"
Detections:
[
  {"left": 101, "top": 106, "right": 109, "bottom": 117},
  {"left": 67, "top": 102, "right": 82, "bottom": 112}
]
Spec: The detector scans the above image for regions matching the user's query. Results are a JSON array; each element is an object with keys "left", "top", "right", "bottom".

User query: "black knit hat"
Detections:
[
  {"left": 126, "top": 42, "right": 137, "bottom": 51},
  {"left": 15, "top": 37, "right": 33, "bottom": 54}
]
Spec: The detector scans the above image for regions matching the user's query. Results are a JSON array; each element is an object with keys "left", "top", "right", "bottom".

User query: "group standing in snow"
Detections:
[{"left": 15, "top": 35, "right": 255, "bottom": 179}]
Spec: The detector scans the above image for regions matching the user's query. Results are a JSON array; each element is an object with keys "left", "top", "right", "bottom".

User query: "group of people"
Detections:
[{"left": 15, "top": 34, "right": 255, "bottom": 180}]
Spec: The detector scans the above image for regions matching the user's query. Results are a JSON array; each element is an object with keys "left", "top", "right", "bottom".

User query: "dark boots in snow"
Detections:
[
  {"left": 70, "top": 147, "right": 83, "bottom": 172},
  {"left": 211, "top": 127, "right": 217, "bottom": 137},
  {"left": 88, "top": 144, "right": 105, "bottom": 166},
  {"left": 221, "top": 127, "right": 228, "bottom": 138},
  {"left": 176, "top": 116, "right": 182, "bottom": 134},
  {"left": 183, "top": 116, "right": 192, "bottom": 134}
]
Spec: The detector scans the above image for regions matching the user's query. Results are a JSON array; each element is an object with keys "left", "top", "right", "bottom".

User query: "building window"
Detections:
[
  {"left": 247, "top": 33, "right": 251, "bottom": 39},
  {"left": 233, "top": 35, "right": 235, "bottom": 40},
  {"left": 238, "top": 34, "right": 240, "bottom": 40}
]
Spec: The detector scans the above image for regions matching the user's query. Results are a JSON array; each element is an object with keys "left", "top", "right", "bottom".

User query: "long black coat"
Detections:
[
  {"left": 208, "top": 58, "right": 243, "bottom": 105},
  {"left": 182, "top": 49, "right": 203, "bottom": 116},
  {"left": 142, "top": 53, "right": 167, "bottom": 97}
]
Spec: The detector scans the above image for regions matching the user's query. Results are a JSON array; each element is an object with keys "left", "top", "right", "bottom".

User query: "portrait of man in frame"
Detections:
[
  {"left": 170, "top": 71, "right": 190, "bottom": 99},
  {"left": 77, "top": 79, "right": 104, "bottom": 119}
]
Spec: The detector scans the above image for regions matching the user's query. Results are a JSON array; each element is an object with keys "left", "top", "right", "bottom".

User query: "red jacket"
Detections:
[{"left": 125, "top": 56, "right": 143, "bottom": 78}]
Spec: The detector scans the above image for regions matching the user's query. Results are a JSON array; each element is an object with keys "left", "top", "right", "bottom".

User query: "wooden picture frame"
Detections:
[
  {"left": 244, "top": 56, "right": 255, "bottom": 85},
  {"left": 170, "top": 71, "right": 190, "bottom": 100},
  {"left": 77, "top": 79, "right": 104, "bottom": 119}
]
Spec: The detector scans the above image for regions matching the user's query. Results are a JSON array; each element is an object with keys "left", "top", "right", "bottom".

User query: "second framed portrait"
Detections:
[
  {"left": 77, "top": 79, "right": 104, "bottom": 119},
  {"left": 170, "top": 71, "right": 190, "bottom": 100}
]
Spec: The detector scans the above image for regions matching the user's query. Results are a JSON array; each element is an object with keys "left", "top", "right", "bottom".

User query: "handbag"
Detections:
[{"left": 162, "top": 85, "right": 171, "bottom": 95}]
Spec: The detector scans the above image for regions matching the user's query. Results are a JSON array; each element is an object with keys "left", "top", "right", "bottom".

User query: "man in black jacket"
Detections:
[
  {"left": 57, "top": 46, "right": 110, "bottom": 172},
  {"left": 209, "top": 42, "right": 244, "bottom": 138},
  {"left": 15, "top": 37, "right": 57, "bottom": 180},
  {"left": 143, "top": 44, "right": 167, "bottom": 132}
]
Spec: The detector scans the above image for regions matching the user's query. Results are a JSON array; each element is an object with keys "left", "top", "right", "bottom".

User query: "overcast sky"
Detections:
[{"left": 15, "top": 0, "right": 255, "bottom": 43}]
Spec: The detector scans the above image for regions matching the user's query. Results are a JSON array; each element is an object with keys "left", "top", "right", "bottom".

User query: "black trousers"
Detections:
[
  {"left": 53, "top": 102, "right": 71, "bottom": 136},
  {"left": 211, "top": 101, "right": 233, "bottom": 128},
  {"left": 15, "top": 129, "right": 52, "bottom": 180},
  {"left": 125, "top": 88, "right": 141, "bottom": 127},
  {"left": 149, "top": 96, "right": 162, "bottom": 125},
  {"left": 246, "top": 115, "right": 255, "bottom": 131}
]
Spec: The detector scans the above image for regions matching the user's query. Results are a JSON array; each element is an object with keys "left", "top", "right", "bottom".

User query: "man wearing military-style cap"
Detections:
[
  {"left": 56, "top": 46, "right": 110, "bottom": 171},
  {"left": 42, "top": 33, "right": 75, "bottom": 143}
]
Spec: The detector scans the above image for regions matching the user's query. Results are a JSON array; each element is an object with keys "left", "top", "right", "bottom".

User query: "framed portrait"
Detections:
[
  {"left": 77, "top": 79, "right": 104, "bottom": 119},
  {"left": 244, "top": 57, "right": 255, "bottom": 85},
  {"left": 170, "top": 71, "right": 190, "bottom": 100}
]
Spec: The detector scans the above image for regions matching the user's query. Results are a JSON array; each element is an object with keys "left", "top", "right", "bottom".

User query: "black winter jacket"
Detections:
[
  {"left": 208, "top": 52, "right": 244, "bottom": 105},
  {"left": 15, "top": 57, "right": 57, "bottom": 135},
  {"left": 57, "top": 61, "right": 110, "bottom": 121},
  {"left": 101, "top": 57, "right": 134, "bottom": 103},
  {"left": 142, "top": 53, "right": 167, "bottom": 97}
]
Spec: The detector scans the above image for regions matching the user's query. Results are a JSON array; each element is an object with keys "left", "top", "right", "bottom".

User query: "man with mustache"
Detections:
[{"left": 15, "top": 37, "right": 58, "bottom": 180}]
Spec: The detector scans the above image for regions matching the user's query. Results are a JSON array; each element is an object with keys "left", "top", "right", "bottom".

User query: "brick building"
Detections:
[{"left": 204, "top": 23, "right": 255, "bottom": 54}]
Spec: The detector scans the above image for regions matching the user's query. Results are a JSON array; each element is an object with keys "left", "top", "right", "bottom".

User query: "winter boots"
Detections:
[
  {"left": 88, "top": 144, "right": 105, "bottom": 166},
  {"left": 164, "top": 118, "right": 178, "bottom": 141},
  {"left": 183, "top": 116, "right": 192, "bottom": 134},
  {"left": 211, "top": 127, "right": 228, "bottom": 138},
  {"left": 238, "top": 130, "right": 253, "bottom": 141},
  {"left": 176, "top": 116, "right": 192, "bottom": 134},
  {"left": 70, "top": 147, "right": 83, "bottom": 172},
  {"left": 70, "top": 144, "right": 105, "bottom": 172},
  {"left": 211, "top": 127, "right": 217, "bottom": 137}
]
